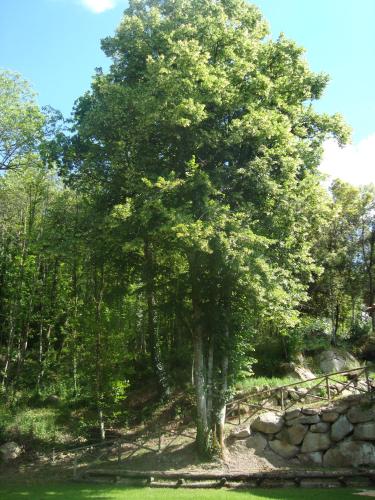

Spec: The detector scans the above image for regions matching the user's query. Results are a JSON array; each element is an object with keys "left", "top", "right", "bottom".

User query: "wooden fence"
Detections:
[
  {"left": 52, "top": 364, "right": 374, "bottom": 477},
  {"left": 226, "top": 365, "right": 374, "bottom": 425},
  {"left": 65, "top": 425, "right": 196, "bottom": 478}
]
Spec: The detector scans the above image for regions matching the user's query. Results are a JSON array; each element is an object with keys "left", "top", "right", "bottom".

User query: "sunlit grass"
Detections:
[
  {"left": 236, "top": 376, "right": 300, "bottom": 391},
  {"left": 0, "top": 483, "right": 364, "bottom": 500}
]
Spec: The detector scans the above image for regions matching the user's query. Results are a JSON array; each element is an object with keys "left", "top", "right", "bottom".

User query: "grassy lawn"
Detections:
[
  {"left": 236, "top": 376, "right": 299, "bottom": 391},
  {"left": 0, "top": 483, "right": 366, "bottom": 500}
]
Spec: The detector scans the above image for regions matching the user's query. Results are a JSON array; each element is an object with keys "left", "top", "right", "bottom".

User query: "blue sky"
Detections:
[{"left": 1, "top": 0, "right": 374, "bottom": 184}]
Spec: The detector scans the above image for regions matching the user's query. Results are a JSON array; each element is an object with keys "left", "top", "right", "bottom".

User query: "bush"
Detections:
[
  {"left": 287, "top": 317, "right": 332, "bottom": 357},
  {"left": 0, "top": 402, "right": 12, "bottom": 444}
]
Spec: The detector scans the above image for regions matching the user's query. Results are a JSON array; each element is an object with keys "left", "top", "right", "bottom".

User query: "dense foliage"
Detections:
[{"left": 0, "top": 0, "right": 374, "bottom": 457}]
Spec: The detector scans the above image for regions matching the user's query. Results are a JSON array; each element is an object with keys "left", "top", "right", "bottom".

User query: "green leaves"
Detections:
[{"left": 0, "top": 70, "right": 45, "bottom": 170}]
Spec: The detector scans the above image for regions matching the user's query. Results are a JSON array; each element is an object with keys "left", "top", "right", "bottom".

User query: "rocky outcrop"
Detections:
[
  {"left": 317, "top": 349, "right": 360, "bottom": 374},
  {"left": 246, "top": 433, "right": 267, "bottom": 451},
  {"left": 231, "top": 426, "right": 251, "bottom": 439},
  {"left": 281, "top": 363, "right": 315, "bottom": 381},
  {"left": 0, "top": 442, "right": 22, "bottom": 462}
]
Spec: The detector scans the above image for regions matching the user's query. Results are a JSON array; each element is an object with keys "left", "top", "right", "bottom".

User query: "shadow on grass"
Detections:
[{"left": 0, "top": 483, "right": 362, "bottom": 500}]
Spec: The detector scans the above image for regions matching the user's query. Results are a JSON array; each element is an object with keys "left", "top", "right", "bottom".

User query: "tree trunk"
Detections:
[
  {"left": 192, "top": 324, "right": 209, "bottom": 456},
  {"left": 190, "top": 255, "right": 210, "bottom": 457},
  {"left": 143, "top": 238, "right": 170, "bottom": 398},
  {"left": 361, "top": 224, "right": 375, "bottom": 332},
  {"left": 94, "top": 266, "right": 105, "bottom": 441},
  {"left": 214, "top": 326, "right": 229, "bottom": 455},
  {"left": 206, "top": 334, "right": 214, "bottom": 429},
  {"left": 331, "top": 303, "right": 339, "bottom": 346},
  {"left": 368, "top": 248, "right": 375, "bottom": 333}
]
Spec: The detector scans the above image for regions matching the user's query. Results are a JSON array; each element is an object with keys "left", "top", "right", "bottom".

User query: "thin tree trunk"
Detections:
[
  {"left": 331, "top": 303, "right": 339, "bottom": 346},
  {"left": 94, "top": 265, "right": 105, "bottom": 441},
  {"left": 212, "top": 321, "right": 229, "bottom": 456},
  {"left": 190, "top": 255, "right": 209, "bottom": 457},
  {"left": 206, "top": 334, "right": 214, "bottom": 429},
  {"left": 193, "top": 323, "right": 209, "bottom": 456},
  {"left": 143, "top": 238, "right": 169, "bottom": 398}
]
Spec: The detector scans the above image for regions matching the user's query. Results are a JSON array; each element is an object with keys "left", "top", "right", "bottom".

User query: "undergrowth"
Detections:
[{"left": 236, "top": 376, "right": 300, "bottom": 391}]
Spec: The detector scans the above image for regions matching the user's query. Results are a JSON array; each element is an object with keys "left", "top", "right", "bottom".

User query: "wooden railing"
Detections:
[
  {"left": 54, "top": 424, "right": 196, "bottom": 478},
  {"left": 226, "top": 364, "right": 374, "bottom": 425},
  {"left": 49, "top": 364, "right": 374, "bottom": 477}
]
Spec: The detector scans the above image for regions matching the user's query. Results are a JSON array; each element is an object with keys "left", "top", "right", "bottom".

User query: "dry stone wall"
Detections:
[{"left": 234, "top": 395, "right": 375, "bottom": 467}]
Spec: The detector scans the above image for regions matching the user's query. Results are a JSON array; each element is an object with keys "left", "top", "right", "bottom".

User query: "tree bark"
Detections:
[
  {"left": 94, "top": 265, "right": 105, "bottom": 441},
  {"left": 214, "top": 326, "right": 229, "bottom": 455},
  {"left": 331, "top": 303, "right": 339, "bottom": 346},
  {"left": 143, "top": 238, "right": 170, "bottom": 398},
  {"left": 190, "top": 254, "right": 209, "bottom": 457}
]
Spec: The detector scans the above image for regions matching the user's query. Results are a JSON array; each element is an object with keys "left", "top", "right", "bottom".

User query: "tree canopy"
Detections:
[
  {"left": 0, "top": 0, "right": 373, "bottom": 460},
  {"left": 0, "top": 70, "right": 45, "bottom": 170},
  {"left": 59, "top": 0, "right": 349, "bottom": 455}
]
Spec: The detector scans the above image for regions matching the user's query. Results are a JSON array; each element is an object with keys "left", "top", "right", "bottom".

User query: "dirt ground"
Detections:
[{"left": 0, "top": 420, "right": 299, "bottom": 486}]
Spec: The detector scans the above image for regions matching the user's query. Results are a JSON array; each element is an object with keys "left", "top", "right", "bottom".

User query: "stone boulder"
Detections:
[
  {"left": 354, "top": 422, "right": 375, "bottom": 441},
  {"left": 347, "top": 405, "right": 375, "bottom": 424},
  {"left": 285, "top": 409, "right": 301, "bottom": 421},
  {"left": 281, "top": 363, "right": 315, "bottom": 381},
  {"left": 301, "top": 408, "right": 319, "bottom": 416},
  {"left": 0, "top": 442, "right": 22, "bottom": 462},
  {"left": 231, "top": 425, "right": 251, "bottom": 439},
  {"left": 333, "top": 401, "right": 350, "bottom": 414},
  {"left": 45, "top": 394, "right": 60, "bottom": 406},
  {"left": 317, "top": 349, "right": 360, "bottom": 374},
  {"left": 276, "top": 424, "right": 308, "bottom": 445},
  {"left": 321, "top": 411, "right": 339, "bottom": 423},
  {"left": 251, "top": 412, "right": 284, "bottom": 434},
  {"left": 331, "top": 415, "right": 353, "bottom": 442},
  {"left": 269, "top": 439, "right": 299, "bottom": 459},
  {"left": 295, "top": 388, "right": 308, "bottom": 396},
  {"left": 310, "top": 422, "right": 330, "bottom": 433},
  {"left": 301, "top": 431, "right": 331, "bottom": 453},
  {"left": 286, "top": 414, "right": 320, "bottom": 426},
  {"left": 323, "top": 440, "right": 375, "bottom": 467},
  {"left": 246, "top": 433, "right": 267, "bottom": 452},
  {"left": 288, "top": 390, "right": 301, "bottom": 401},
  {"left": 298, "top": 451, "right": 323, "bottom": 466}
]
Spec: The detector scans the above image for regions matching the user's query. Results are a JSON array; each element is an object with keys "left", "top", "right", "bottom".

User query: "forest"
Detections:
[{"left": 1, "top": 0, "right": 374, "bottom": 460}]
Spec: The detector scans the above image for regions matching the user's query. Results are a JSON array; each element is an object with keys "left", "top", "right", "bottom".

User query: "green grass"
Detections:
[
  {"left": 236, "top": 376, "right": 300, "bottom": 391},
  {"left": 0, "top": 484, "right": 365, "bottom": 500},
  {"left": 2, "top": 407, "right": 68, "bottom": 444}
]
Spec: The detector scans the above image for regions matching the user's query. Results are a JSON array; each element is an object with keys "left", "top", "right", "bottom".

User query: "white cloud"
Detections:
[
  {"left": 81, "top": 0, "right": 116, "bottom": 13},
  {"left": 320, "top": 133, "right": 375, "bottom": 186}
]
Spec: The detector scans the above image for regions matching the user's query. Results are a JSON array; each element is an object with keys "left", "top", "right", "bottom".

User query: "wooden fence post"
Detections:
[
  {"left": 117, "top": 441, "right": 121, "bottom": 463},
  {"left": 365, "top": 366, "right": 372, "bottom": 398},
  {"left": 326, "top": 376, "right": 331, "bottom": 401},
  {"left": 73, "top": 454, "right": 78, "bottom": 479},
  {"left": 158, "top": 427, "right": 162, "bottom": 453},
  {"left": 280, "top": 389, "right": 284, "bottom": 411},
  {"left": 237, "top": 402, "right": 241, "bottom": 425}
]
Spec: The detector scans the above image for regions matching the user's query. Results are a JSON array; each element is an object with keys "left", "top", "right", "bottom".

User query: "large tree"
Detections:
[
  {"left": 59, "top": 0, "right": 349, "bottom": 456},
  {"left": 0, "top": 70, "right": 45, "bottom": 170}
]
